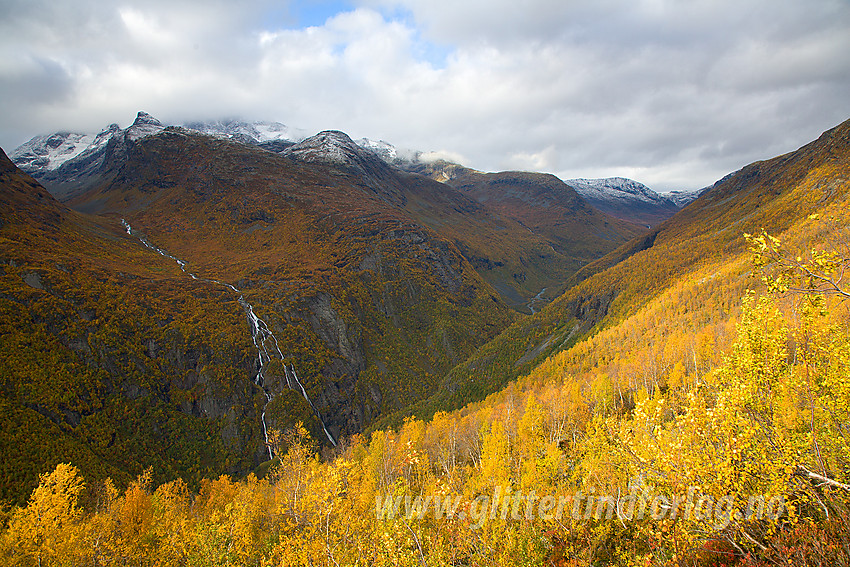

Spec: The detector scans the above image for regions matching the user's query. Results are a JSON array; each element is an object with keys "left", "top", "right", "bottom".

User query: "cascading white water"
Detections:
[
  {"left": 285, "top": 364, "right": 337, "bottom": 447},
  {"left": 121, "top": 220, "right": 337, "bottom": 458}
]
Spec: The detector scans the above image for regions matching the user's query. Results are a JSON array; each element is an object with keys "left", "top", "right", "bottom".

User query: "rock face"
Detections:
[{"left": 566, "top": 177, "right": 680, "bottom": 227}]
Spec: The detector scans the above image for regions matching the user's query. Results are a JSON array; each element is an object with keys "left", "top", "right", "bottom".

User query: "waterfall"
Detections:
[
  {"left": 121, "top": 220, "right": 337, "bottom": 459},
  {"left": 285, "top": 364, "right": 337, "bottom": 447}
]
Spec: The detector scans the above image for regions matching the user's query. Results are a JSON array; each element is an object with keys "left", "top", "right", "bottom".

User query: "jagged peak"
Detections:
[
  {"left": 126, "top": 111, "right": 165, "bottom": 142},
  {"left": 132, "top": 111, "right": 163, "bottom": 127}
]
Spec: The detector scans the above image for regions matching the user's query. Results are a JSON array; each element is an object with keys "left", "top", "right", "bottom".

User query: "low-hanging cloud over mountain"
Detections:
[{"left": 2, "top": 0, "right": 849, "bottom": 190}]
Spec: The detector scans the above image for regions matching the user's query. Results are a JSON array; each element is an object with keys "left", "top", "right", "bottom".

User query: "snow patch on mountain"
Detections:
[
  {"left": 566, "top": 177, "right": 675, "bottom": 207},
  {"left": 662, "top": 189, "right": 703, "bottom": 207},
  {"left": 11, "top": 112, "right": 163, "bottom": 174},
  {"left": 12, "top": 132, "right": 99, "bottom": 172}
]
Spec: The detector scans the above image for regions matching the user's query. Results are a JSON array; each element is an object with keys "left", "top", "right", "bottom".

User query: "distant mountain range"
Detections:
[
  {"left": 9, "top": 112, "right": 666, "bottom": 306},
  {"left": 564, "top": 177, "right": 704, "bottom": 225},
  {"left": 11, "top": 113, "right": 694, "bottom": 227},
  {"left": 565, "top": 177, "right": 680, "bottom": 227}
]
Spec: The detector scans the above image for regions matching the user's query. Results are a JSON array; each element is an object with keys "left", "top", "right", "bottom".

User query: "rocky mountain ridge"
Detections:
[{"left": 11, "top": 114, "right": 408, "bottom": 177}]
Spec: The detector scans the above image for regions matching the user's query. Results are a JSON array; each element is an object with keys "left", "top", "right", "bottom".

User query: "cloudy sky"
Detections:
[{"left": 1, "top": 0, "right": 849, "bottom": 191}]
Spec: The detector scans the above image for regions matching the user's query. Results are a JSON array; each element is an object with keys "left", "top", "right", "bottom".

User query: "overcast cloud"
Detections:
[{"left": 1, "top": 0, "right": 849, "bottom": 190}]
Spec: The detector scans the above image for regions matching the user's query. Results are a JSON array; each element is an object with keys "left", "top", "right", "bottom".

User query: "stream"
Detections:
[
  {"left": 527, "top": 287, "right": 549, "bottom": 314},
  {"left": 121, "top": 220, "right": 337, "bottom": 458}
]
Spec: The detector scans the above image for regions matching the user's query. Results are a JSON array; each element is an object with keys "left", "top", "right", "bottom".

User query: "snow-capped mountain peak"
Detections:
[
  {"left": 566, "top": 177, "right": 673, "bottom": 206},
  {"left": 125, "top": 111, "right": 164, "bottom": 141},
  {"left": 11, "top": 131, "right": 97, "bottom": 172},
  {"left": 282, "top": 130, "right": 375, "bottom": 166},
  {"left": 565, "top": 177, "right": 680, "bottom": 227},
  {"left": 10, "top": 112, "right": 165, "bottom": 174}
]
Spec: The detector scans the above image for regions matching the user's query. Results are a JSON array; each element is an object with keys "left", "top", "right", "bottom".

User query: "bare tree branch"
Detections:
[{"left": 795, "top": 465, "right": 850, "bottom": 493}]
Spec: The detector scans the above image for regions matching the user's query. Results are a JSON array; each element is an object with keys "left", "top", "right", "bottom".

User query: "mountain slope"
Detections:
[
  {"left": 393, "top": 116, "right": 850, "bottom": 424},
  {"left": 404, "top": 161, "right": 645, "bottom": 308},
  {"left": 1, "top": 122, "right": 532, "bottom": 495},
  {"left": 59, "top": 126, "right": 519, "bottom": 429},
  {"left": 0, "top": 122, "right": 530, "bottom": 501},
  {"left": 0, "top": 147, "right": 270, "bottom": 503}
]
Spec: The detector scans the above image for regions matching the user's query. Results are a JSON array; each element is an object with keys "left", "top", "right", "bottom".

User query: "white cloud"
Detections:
[{"left": 1, "top": 0, "right": 849, "bottom": 190}]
